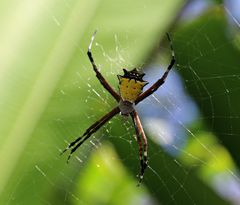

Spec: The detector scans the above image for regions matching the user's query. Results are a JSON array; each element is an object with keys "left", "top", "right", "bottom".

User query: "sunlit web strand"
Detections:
[{"left": 224, "top": 6, "right": 240, "bottom": 28}]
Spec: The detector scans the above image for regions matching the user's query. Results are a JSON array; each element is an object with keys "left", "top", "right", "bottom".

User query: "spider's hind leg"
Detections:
[
  {"left": 131, "top": 110, "right": 148, "bottom": 185},
  {"left": 61, "top": 106, "right": 120, "bottom": 162}
]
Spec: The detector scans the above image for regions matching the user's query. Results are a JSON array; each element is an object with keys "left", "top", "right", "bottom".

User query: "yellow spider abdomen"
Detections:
[{"left": 119, "top": 77, "right": 147, "bottom": 103}]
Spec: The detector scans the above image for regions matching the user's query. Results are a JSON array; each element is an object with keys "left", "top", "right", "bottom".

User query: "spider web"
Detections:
[
  {"left": 57, "top": 7, "right": 240, "bottom": 203},
  {"left": 87, "top": 6, "right": 240, "bottom": 205},
  {"left": 3, "top": 1, "right": 240, "bottom": 205}
]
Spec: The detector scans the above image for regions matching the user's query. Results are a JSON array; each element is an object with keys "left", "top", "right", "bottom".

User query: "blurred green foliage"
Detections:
[
  {"left": 0, "top": 0, "right": 239, "bottom": 205},
  {"left": 175, "top": 7, "right": 240, "bottom": 169}
]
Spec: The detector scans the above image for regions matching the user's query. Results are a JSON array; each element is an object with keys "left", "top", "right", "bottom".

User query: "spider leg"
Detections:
[
  {"left": 131, "top": 110, "right": 148, "bottom": 185},
  {"left": 87, "top": 31, "right": 121, "bottom": 102},
  {"left": 61, "top": 106, "right": 120, "bottom": 162},
  {"left": 135, "top": 33, "right": 175, "bottom": 105}
]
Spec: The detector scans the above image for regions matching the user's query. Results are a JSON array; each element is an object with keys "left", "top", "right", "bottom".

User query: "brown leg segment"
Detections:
[
  {"left": 131, "top": 110, "right": 148, "bottom": 185},
  {"left": 87, "top": 31, "right": 121, "bottom": 102},
  {"left": 61, "top": 106, "right": 120, "bottom": 162},
  {"left": 135, "top": 33, "right": 175, "bottom": 105}
]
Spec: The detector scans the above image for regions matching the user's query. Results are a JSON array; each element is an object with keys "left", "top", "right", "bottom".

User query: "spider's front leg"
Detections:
[
  {"left": 131, "top": 110, "right": 148, "bottom": 185},
  {"left": 135, "top": 33, "right": 175, "bottom": 104},
  {"left": 87, "top": 31, "right": 121, "bottom": 102}
]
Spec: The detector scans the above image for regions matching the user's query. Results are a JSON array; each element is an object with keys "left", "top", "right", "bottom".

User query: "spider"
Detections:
[{"left": 61, "top": 31, "right": 175, "bottom": 184}]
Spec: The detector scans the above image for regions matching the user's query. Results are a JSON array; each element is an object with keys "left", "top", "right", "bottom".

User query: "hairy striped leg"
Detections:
[
  {"left": 135, "top": 33, "right": 175, "bottom": 105},
  {"left": 87, "top": 31, "right": 121, "bottom": 102},
  {"left": 61, "top": 107, "right": 120, "bottom": 162},
  {"left": 131, "top": 110, "right": 148, "bottom": 185}
]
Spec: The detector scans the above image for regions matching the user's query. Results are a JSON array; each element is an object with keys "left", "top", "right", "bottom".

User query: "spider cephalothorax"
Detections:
[
  {"left": 121, "top": 68, "right": 146, "bottom": 81},
  {"left": 118, "top": 68, "right": 148, "bottom": 104},
  {"left": 62, "top": 31, "right": 175, "bottom": 185}
]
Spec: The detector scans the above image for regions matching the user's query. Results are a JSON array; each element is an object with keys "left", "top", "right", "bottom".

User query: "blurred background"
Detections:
[{"left": 0, "top": 0, "right": 240, "bottom": 204}]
